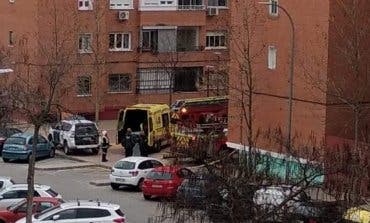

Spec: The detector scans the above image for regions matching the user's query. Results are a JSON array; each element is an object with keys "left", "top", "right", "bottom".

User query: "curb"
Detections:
[
  {"left": 89, "top": 180, "right": 111, "bottom": 187},
  {"left": 55, "top": 152, "right": 112, "bottom": 170},
  {"left": 35, "top": 163, "right": 98, "bottom": 171}
]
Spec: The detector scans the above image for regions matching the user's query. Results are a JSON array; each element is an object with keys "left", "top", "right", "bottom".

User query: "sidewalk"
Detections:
[{"left": 56, "top": 144, "right": 173, "bottom": 169}]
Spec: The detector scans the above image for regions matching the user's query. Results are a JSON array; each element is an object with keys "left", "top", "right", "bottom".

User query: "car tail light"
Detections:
[
  {"left": 129, "top": 171, "right": 139, "bottom": 176},
  {"left": 113, "top": 218, "right": 125, "bottom": 223}
]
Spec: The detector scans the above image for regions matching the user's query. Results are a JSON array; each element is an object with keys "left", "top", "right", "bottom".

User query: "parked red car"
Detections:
[
  {"left": 0, "top": 197, "right": 62, "bottom": 223},
  {"left": 142, "top": 166, "right": 193, "bottom": 200}
]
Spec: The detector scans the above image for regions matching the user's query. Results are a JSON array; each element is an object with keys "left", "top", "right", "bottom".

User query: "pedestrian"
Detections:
[
  {"left": 122, "top": 128, "right": 134, "bottom": 157},
  {"left": 101, "top": 130, "right": 110, "bottom": 162},
  {"left": 139, "top": 131, "right": 148, "bottom": 157}
]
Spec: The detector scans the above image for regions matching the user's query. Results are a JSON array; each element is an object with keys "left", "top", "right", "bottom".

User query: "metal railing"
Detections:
[{"left": 177, "top": 5, "right": 205, "bottom": 10}]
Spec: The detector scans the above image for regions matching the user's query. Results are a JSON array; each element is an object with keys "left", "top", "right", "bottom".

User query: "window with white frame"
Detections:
[
  {"left": 77, "top": 76, "right": 91, "bottom": 96},
  {"left": 269, "top": 0, "right": 278, "bottom": 16},
  {"left": 109, "top": 33, "right": 131, "bottom": 51},
  {"left": 78, "top": 0, "right": 93, "bottom": 10},
  {"left": 268, "top": 46, "right": 277, "bottom": 69},
  {"left": 208, "top": 0, "right": 227, "bottom": 7},
  {"left": 108, "top": 74, "right": 131, "bottom": 92},
  {"left": 159, "top": 0, "right": 174, "bottom": 6},
  {"left": 78, "top": 34, "right": 92, "bottom": 53},
  {"left": 206, "top": 32, "right": 226, "bottom": 49},
  {"left": 109, "top": 0, "right": 133, "bottom": 9}
]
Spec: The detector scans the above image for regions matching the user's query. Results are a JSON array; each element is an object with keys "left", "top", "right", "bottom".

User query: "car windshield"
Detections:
[
  {"left": 147, "top": 171, "right": 173, "bottom": 180},
  {"left": 5, "top": 137, "right": 26, "bottom": 145},
  {"left": 34, "top": 205, "right": 61, "bottom": 219},
  {"left": 7, "top": 199, "right": 26, "bottom": 211},
  {"left": 114, "top": 161, "right": 135, "bottom": 170}
]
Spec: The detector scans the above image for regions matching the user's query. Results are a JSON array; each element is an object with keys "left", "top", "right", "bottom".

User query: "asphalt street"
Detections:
[{"left": 0, "top": 157, "right": 162, "bottom": 223}]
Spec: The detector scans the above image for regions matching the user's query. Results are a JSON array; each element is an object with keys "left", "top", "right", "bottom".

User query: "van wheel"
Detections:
[
  {"left": 2, "top": 158, "right": 9, "bottom": 163},
  {"left": 144, "top": 194, "right": 151, "bottom": 200},
  {"left": 63, "top": 142, "right": 71, "bottom": 155}
]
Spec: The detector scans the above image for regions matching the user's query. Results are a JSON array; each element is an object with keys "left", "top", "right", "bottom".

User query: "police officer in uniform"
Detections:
[{"left": 101, "top": 130, "right": 110, "bottom": 162}]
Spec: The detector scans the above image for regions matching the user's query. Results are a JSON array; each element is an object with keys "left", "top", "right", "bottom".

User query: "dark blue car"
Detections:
[{"left": 2, "top": 133, "right": 55, "bottom": 162}]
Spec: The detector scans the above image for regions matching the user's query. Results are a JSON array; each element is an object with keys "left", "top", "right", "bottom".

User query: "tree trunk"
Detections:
[{"left": 26, "top": 124, "right": 40, "bottom": 223}]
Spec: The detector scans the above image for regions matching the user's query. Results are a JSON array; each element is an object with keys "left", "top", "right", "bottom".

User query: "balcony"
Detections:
[
  {"left": 139, "top": 0, "right": 204, "bottom": 11},
  {"left": 138, "top": 27, "right": 201, "bottom": 53}
]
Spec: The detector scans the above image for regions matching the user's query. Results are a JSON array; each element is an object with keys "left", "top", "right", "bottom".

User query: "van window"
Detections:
[{"left": 162, "top": 113, "right": 169, "bottom": 127}]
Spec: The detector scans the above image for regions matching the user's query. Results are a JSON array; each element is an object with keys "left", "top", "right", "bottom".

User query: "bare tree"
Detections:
[
  {"left": 300, "top": 0, "right": 370, "bottom": 201},
  {"left": 2, "top": 1, "right": 77, "bottom": 222}
]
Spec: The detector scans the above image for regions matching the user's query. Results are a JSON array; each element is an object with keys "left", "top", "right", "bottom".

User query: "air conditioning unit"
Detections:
[
  {"left": 207, "top": 8, "right": 219, "bottom": 16},
  {"left": 118, "top": 11, "right": 129, "bottom": 21}
]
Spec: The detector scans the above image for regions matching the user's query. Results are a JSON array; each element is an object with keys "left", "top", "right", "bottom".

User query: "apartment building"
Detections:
[
  {"left": 227, "top": 0, "right": 369, "bottom": 193},
  {"left": 0, "top": 0, "right": 230, "bottom": 120}
]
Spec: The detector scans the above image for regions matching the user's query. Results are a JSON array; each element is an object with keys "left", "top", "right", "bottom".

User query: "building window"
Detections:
[
  {"left": 108, "top": 74, "right": 131, "bottom": 92},
  {"left": 206, "top": 32, "right": 226, "bottom": 49},
  {"left": 269, "top": 0, "right": 278, "bottom": 16},
  {"left": 268, "top": 46, "right": 277, "bottom": 70},
  {"left": 109, "top": 33, "right": 131, "bottom": 51},
  {"left": 174, "top": 67, "right": 202, "bottom": 92},
  {"left": 178, "top": 0, "right": 204, "bottom": 10},
  {"left": 78, "top": 34, "right": 92, "bottom": 53},
  {"left": 77, "top": 76, "right": 91, "bottom": 96},
  {"left": 78, "top": 0, "right": 93, "bottom": 10},
  {"left": 109, "top": 0, "right": 133, "bottom": 9},
  {"left": 137, "top": 67, "right": 201, "bottom": 94},
  {"left": 208, "top": 0, "right": 226, "bottom": 7},
  {"left": 159, "top": 0, "right": 174, "bottom": 6},
  {"left": 9, "top": 31, "right": 14, "bottom": 46},
  {"left": 142, "top": 30, "right": 158, "bottom": 51}
]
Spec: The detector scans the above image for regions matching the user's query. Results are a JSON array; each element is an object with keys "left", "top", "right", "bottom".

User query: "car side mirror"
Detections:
[{"left": 52, "top": 215, "right": 60, "bottom": 221}]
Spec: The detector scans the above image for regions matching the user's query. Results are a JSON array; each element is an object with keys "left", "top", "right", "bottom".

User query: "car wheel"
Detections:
[
  {"left": 111, "top": 183, "right": 120, "bottom": 190},
  {"left": 137, "top": 178, "right": 144, "bottom": 191},
  {"left": 2, "top": 158, "right": 9, "bottom": 163},
  {"left": 143, "top": 194, "right": 151, "bottom": 200},
  {"left": 63, "top": 142, "right": 71, "bottom": 155},
  {"left": 91, "top": 148, "right": 99, "bottom": 155},
  {"left": 49, "top": 148, "right": 56, "bottom": 158}
]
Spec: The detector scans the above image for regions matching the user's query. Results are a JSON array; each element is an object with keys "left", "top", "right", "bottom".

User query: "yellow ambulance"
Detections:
[{"left": 117, "top": 104, "right": 171, "bottom": 152}]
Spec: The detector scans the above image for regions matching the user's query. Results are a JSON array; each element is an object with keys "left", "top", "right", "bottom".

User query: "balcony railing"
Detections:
[{"left": 177, "top": 5, "right": 205, "bottom": 10}]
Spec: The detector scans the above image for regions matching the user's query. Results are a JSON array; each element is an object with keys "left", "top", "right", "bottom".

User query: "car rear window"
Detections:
[
  {"left": 46, "top": 188, "right": 59, "bottom": 197},
  {"left": 114, "top": 161, "right": 135, "bottom": 170},
  {"left": 147, "top": 171, "right": 173, "bottom": 180},
  {"left": 5, "top": 137, "right": 26, "bottom": 145},
  {"left": 115, "top": 209, "right": 125, "bottom": 217},
  {"left": 75, "top": 123, "right": 98, "bottom": 135}
]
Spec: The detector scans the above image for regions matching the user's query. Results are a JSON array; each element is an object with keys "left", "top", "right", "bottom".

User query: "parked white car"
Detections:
[
  {"left": 16, "top": 200, "right": 125, "bottom": 223},
  {"left": 253, "top": 185, "right": 311, "bottom": 221},
  {"left": 0, "top": 176, "right": 15, "bottom": 191},
  {"left": 0, "top": 184, "right": 62, "bottom": 208},
  {"left": 48, "top": 116, "right": 100, "bottom": 155},
  {"left": 110, "top": 156, "right": 164, "bottom": 190}
]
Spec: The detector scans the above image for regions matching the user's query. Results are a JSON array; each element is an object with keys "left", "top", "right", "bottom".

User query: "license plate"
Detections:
[
  {"left": 116, "top": 178, "right": 125, "bottom": 182},
  {"left": 152, "top": 185, "right": 162, "bottom": 188}
]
